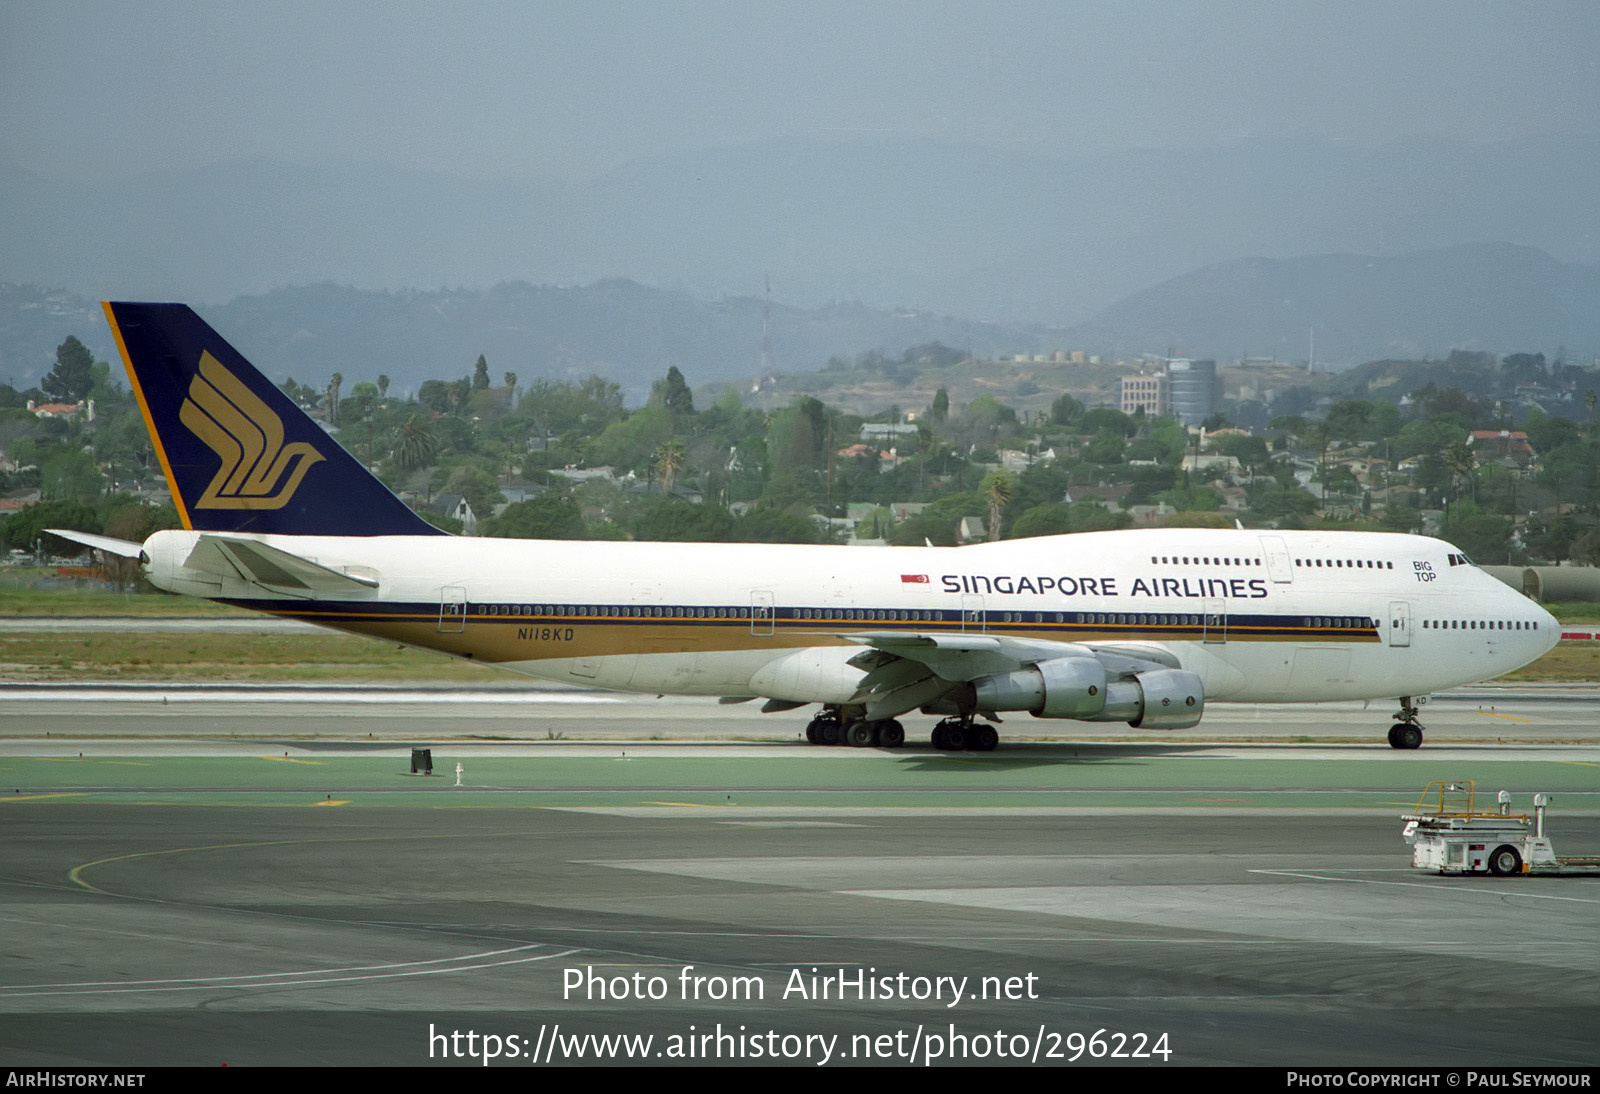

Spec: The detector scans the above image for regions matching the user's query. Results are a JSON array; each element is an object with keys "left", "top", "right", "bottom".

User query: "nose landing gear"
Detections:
[{"left": 1387, "top": 697, "right": 1424, "bottom": 749}]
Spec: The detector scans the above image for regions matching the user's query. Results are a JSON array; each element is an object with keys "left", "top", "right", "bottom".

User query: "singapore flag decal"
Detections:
[{"left": 900, "top": 574, "right": 930, "bottom": 584}]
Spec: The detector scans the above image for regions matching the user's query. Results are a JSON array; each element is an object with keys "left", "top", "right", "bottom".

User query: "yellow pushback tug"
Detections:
[{"left": 1401, "top": 781, "right": 1600, "bottom": 876}]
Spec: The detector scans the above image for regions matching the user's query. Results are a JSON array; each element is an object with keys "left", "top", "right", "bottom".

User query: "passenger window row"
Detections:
[{"left": 1294, "top": 558, "right": 1394, "bottom": 569}]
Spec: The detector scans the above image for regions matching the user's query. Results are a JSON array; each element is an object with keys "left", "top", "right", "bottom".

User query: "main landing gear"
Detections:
[
  {"left": 1386, "top": 696, "right": 1424, "bottom": 750},
  {"left": 930, "top": 717, "right": 998, "bottom": 752},
  {"left": 800, "top": 710, "right": 998, "bottom": 751},
  {"left": 800, "top": 703, "right": 998, "bottom": 748},
  {"left": 801, "top": 707, "right": 1001, "bottom": 751},
  {"left": 804, "top": 707, "right": 906, "bottom": 748}
]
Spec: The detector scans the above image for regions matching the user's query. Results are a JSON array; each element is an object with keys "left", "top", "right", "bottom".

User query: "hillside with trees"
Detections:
[{"left": 4, "top": 326, "right": 1600, "bottom": 573}]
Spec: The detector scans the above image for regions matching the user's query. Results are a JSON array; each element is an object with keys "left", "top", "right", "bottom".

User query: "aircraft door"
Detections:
[
  {"left": 1259, "top": 535, "right": 1294, "bottom": 583},
  {"left": 961, "top": 594, "right": 986, "bottom": 632},
  {"left": 1202, "top": 598, "right": 1227, "bottom": 644},
  {"left": 750, "top": 590, "right": 775, "bottom": 636},
  {"left": 438, "top": 586, "right": 466, "bottom": 633},
  {"left": 1388, "top": 600, "right": 1412, "bottom": 647}
]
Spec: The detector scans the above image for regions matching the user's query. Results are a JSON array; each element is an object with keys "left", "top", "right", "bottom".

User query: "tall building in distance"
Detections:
[
  {"left": 1166, "top": 358, "right": 1219, "bottom": 424},
  {"left": 1119, "top": 373, "right": 1169, "bottom": 417}
]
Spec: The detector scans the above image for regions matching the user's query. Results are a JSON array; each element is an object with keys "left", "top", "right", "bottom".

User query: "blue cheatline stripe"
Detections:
[{"left": 218, "top": 598, "right": 1383, "bottom": 642}]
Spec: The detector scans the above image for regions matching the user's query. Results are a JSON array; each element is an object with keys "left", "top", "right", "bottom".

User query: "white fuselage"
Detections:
[{"left": 139, "top": 527, "right": 1559, "bottom": 714}]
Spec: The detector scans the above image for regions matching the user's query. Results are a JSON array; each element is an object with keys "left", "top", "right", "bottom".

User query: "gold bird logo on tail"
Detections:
[{"left": 179, "top": 351, "right": 325, "bottom": 510}]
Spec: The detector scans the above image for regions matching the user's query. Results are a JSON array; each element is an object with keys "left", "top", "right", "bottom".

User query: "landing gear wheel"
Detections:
[
  {"left": 846, "top": 721, "right": 878, "bottom": 747},
  {"left": 1388, "top": 697, "right": 1425, "bottom": 750},
  {"left": 932, "top": 718, "right": 974, "bottom": 750},
  {"left": 806, "top": 712, "right": 842, "bottom": 746},
  {"left": 876, "top": 720, "right": 905, "bottom": 748},
  {"left": 1488, "top": 844, "right": 1523, "bottom": 877},
  {"left": 969, "top": 725, "right": 999, "bottom": 752},
  {"left": 1387, "top": 723, "right": 1423, "bottom": 749}
]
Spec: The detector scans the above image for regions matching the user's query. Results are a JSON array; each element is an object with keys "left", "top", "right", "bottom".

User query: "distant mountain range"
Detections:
[
  {"left": 4, "top": 134, "right": 1598, "bottom": 327},
  {"left": 3, "top": 245, "right": 1597, "bottom": 397},
  {"left": 0, "top": 281, "right": 1054, "bottom": 398},
  {"left": 1061, "top": 243, "right": 1600, "bottom": 366}
]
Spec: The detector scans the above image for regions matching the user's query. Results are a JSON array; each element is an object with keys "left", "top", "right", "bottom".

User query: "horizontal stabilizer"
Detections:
[
  {"left": 183, "top": 535, "right": 379, "bottom": 597},
  {"left": 43, "top": 529, "right": 144, "bottom": 559}
]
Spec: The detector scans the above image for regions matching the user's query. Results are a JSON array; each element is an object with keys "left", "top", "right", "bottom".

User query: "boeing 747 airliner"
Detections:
[{"left": 51, "top": 303, "right": 1560, "bottom": 751}]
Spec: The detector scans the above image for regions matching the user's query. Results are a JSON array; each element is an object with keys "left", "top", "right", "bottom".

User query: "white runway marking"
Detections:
[
  {"left": 0, "top": 686, "right": 620, "bottom": 705},
  {"left": 0, "top": 944, "right": 581, "bottom": 998},
  {"left": 1248, "top": 867, "right": 1600, "bottom": 904}
]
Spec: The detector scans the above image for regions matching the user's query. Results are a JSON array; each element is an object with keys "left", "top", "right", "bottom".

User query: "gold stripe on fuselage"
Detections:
[{"left": 239, "top": 609, "right": 1380, "bottom": 666}]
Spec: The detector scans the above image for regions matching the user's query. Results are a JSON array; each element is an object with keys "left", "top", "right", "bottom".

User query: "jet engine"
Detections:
[
  {"left": 972, "top": 656, "right": 1108, "bottom": 718},
  {"left": 971, "top": 658, "right": 1204, "bottom": 729}
]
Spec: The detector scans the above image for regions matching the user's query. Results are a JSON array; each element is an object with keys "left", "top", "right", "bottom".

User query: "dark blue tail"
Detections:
[{"left": 105, "top": 302, "right": 443, "bottom": 537}]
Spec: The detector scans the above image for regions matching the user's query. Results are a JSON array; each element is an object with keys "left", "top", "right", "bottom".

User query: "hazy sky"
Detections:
[{"left": 4, "top": 0, "right": 1598, "bottom": 182}]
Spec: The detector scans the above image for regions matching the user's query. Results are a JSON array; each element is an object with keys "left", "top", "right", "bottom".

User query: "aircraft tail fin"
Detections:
[{"left": 104, "top": 302, "right": 443, "bottom": 537}]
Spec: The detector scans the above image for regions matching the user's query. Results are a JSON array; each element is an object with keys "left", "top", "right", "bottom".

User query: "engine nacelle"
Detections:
[
  {"left": 973, "top": 659, "right": 1204, "bottom": 729},
  {"left": 972, "top": 657, "right": 1108, "bottom": 718},
  {"left": 1098, "top": 668, "right": 1204, "bottom": 729}
]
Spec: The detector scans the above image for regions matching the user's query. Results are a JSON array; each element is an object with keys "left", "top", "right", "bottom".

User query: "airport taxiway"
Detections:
[
  {"left": 3, "top": 680, "right": 1598, "bottom": 744},
  {"left": 1, "top": 684, "right": 1597, "bottom": 1067}
]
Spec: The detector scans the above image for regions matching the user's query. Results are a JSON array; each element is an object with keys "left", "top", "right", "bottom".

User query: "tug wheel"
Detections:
[{"left": 1488, "top": 845, "right": 1522, "bottom": 877}]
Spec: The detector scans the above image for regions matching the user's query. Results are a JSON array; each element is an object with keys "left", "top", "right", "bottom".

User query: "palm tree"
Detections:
[
  {"left": 394, "top": 414, "right": 439, "bottom": 471},
  {"left": 1443, "top": 440, "right": 1477, "bottom": 518},
  {"left": 982, "top": 471, "right": 1012, "bottom": 541},
  {"left": 653, "top": 440, "right": 687, "bottom": 496}
]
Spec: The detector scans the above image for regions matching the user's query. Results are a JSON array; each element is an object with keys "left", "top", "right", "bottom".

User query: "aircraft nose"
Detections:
[
  {"left": 1535, "top": 600, "right": 1562, "bottom": 657},
  {"left": 1491, "top": 575, "right": 1560, "bottom": 663}
]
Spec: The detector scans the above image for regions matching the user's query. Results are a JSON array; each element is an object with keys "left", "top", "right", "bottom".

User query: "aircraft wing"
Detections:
[
  {"left": 840, "top": 631, "right": 1176, "bottom": 679},
  {"left": 182, "top": 535, "right": 380, "bottom": 597},
  {"left": 836, "top": 630, "right": 1182, "bottom": 720}
]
